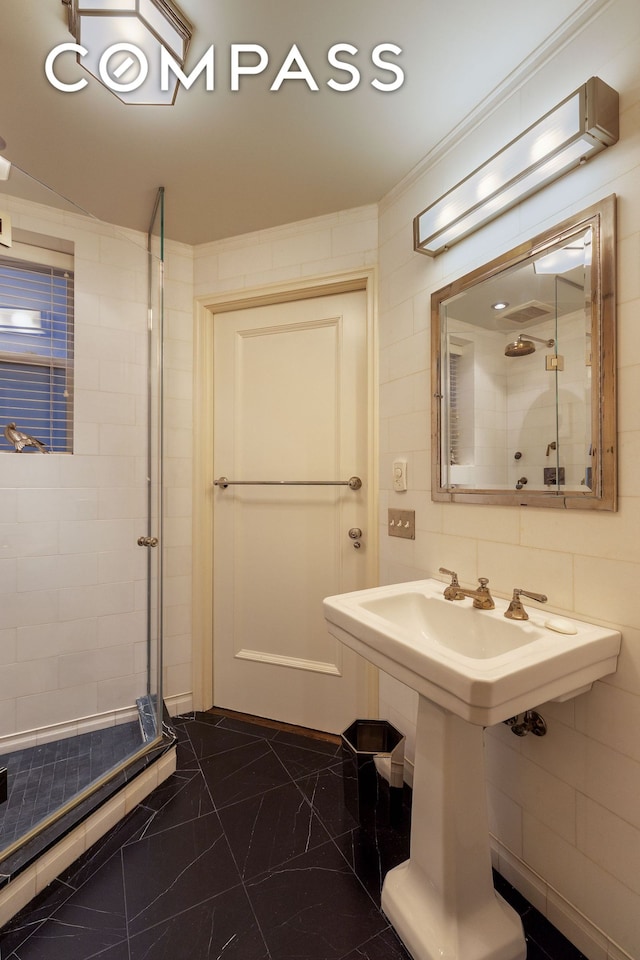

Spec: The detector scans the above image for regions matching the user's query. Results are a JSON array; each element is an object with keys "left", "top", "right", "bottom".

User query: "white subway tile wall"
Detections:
[
  {"left": 376, "top": 1, "right": 640, "bottom": 956},
  {"left": 0, "top": 197, "right": 193, "bottom": 748}
]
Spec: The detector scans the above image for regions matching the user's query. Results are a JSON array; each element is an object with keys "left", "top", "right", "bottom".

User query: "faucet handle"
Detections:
[
  {"left": 473, "top": 577, "right": 495, "bottom": 609},
  {"left": 439, "top": 566, "right": 459, "bottom": 584},
  {"left": 504, "top": 587, "right": 548, "bottom": 621},
  {"left": 439, "top": 567, "right": 463, "bottom": 601}
]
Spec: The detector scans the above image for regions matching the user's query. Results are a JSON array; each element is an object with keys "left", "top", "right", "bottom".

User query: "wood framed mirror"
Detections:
[{"left": 431, "top": 194, "right": 616, "bottom": 509}]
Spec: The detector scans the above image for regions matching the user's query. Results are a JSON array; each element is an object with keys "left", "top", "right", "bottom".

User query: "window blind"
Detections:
[
  {"left": 0, "top": 251, "right": 74, "bottom": 453},
  {"left": 448, "top": 351, "right": 460, "bottom": 466}
]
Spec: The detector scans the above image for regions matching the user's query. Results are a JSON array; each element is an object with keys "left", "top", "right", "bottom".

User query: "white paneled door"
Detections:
[{"left": 212, "top": 289, "right": 372, "bottom": 733}]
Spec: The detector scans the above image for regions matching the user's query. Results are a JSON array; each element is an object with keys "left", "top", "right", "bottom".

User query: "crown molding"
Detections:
[{"left": 380, "top": 0, "right": 614, "bottom": 211}]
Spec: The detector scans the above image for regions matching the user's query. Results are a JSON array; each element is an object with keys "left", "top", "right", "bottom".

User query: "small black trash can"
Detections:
[{"left": 341, "top": 719, "right": 405, "bottom": 832}]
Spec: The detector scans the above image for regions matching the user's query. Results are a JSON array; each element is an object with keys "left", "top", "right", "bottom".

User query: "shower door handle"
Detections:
[{"left": 137, "top": 536, "right": 159, "bottom": 547}]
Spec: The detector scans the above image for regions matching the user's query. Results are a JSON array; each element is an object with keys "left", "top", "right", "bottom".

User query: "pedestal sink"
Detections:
[{"left": 323, "top": 579, "right": 621, "bottom": 960}]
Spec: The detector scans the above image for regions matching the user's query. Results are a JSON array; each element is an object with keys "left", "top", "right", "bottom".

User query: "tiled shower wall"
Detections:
[
  {"left": 446, "top": 313, "right": 588, "bottom": 492},
  {"left": 0, "top": 196, "right": 194, "bottom": 745},
  {"left": 376, "top": 0, "right": 640, "bottom": 956}
]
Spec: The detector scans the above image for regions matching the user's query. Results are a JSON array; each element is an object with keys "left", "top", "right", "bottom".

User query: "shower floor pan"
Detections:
[
  {"left": 0, "top": 721, "right": 142, "bottom": 856},
  {"left": 0, "top": 703, "right": 176, "bottom": 913}
]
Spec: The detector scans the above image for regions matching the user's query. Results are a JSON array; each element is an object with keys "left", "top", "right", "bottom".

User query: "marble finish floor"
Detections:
[{"left": 0, "top": 711, "right": 587, "bottom": 960}]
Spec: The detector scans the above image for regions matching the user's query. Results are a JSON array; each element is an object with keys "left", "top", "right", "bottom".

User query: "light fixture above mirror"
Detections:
[{"left": 414, "top": 78, "right": 619, "bottom": 257}]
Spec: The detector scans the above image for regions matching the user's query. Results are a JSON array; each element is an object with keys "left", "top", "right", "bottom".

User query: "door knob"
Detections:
[{"left": 348, "top": 527, "right": 363, "bottom": 549}]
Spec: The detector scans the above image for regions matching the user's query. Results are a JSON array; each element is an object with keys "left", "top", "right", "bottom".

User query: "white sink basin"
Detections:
[{"left": 323, "top": 578, "right": 621, "bottom": 725}]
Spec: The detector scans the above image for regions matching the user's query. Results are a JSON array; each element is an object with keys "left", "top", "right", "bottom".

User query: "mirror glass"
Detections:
[{"left": 431, "top": 195, "right": 616, "bottom": 509}]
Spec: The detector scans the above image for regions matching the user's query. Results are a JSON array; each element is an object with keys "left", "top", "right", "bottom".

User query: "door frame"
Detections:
[{"left": 191, "top": 268, "right": 379, "bottom": 715}]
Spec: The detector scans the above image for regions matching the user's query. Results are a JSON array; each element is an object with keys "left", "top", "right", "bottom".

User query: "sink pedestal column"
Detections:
[{"left": 381, "top": 695, "right": 526, "bottom": 960}]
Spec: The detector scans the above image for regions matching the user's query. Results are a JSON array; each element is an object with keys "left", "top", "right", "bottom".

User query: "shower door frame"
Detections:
[{"left": 0, "top": 187, "right": 170, "bottom": 876}]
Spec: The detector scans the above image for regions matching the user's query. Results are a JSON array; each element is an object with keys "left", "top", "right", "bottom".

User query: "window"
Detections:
[
  {"left": 0, "top": 249, "right": 74, "bottom": 453},
  {"left": 448, "top": 350, "right": 461, "bottom": 466}
]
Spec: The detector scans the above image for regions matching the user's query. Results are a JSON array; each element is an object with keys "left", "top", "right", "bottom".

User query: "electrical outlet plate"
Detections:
[{"left": 388, "top": 508, "right": 415, "bottom": 539}]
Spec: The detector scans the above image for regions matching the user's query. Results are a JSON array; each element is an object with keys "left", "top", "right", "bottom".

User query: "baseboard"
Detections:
[
  {"left": 0, "top": 706, "right": 141, "bottom": 754},
  {"left": 0, "top": 694, "right": 194, "bottom": 757},
  {"left": 403, "top": 756, "right": 415, "bottom": 789},
  {"left": 490, "top": 838, "right": 633, "bottom": 960},
  {"left": 164, "top": 692, "right": 194, "bottom": 717}
]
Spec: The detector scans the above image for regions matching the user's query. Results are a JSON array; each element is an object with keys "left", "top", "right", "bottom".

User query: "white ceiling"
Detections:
[{"left": 1, "top": 0, "right": 589, "bottom": 245}]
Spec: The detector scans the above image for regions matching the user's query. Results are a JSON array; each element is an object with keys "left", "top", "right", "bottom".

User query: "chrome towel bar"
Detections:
[{"left": 214, "top": 476, "right": 362, "bottom": 490}]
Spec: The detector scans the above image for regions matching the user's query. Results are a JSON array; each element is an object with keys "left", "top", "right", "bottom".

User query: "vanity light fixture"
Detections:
[
  {"left": 414, "top": 77, "right": 619, "bottom": 257},
  {"left": 533, "top": 229, "right": 592, "bottom": 275},
  {"left": 63, "top": 0, "right": 193, "bottom": 105}
]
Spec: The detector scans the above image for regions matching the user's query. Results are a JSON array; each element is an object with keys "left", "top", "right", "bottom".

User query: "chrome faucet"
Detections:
[
  {"left": 504, "top": 588, "right": 547, "bottom": 620},
  {"left": 439, "top": 568, "right": 495, "bottom": 609}
]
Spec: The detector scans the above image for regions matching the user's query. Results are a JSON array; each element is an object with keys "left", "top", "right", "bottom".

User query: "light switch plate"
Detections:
[
  {"left": 388, "top": 508, "right": 415, "bottom": 539},
  {"left": 393, "top": 458, "right": 407, "bottom": 491}
]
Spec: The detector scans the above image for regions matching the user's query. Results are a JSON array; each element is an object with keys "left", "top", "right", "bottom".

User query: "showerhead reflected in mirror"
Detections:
[
  {"left": 504, "top": 335, "right": 555, "bottom": 358},
  {"left": 431, "top": 195, "right": 616, "bottom": 510}
]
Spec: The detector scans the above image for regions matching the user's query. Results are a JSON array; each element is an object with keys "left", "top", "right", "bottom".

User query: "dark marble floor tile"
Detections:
[
  {"left": 122, "top": 810, "right": 241, "bottom": 935},
  {"left": 523, "top": 908, "right": 588, "bottom": 960},
  {"left": 217, "top": 780, "right": 329, "bottom": 880},
  {"left": 524, "top": 939, "right": 557, "bottom": 960},
  {"left": 59, "top": 805, "right": 153, "bottom": 891},
  {"left": 216, "top": 714, "right": 281, "bottom": 740},
  {"left": 185, "top": 717, "right": 261, "bottom": 762},
  {"left": 272, "top": 727, "right": 341, "bottom": 756},
  {"left": 269, "top": 738, "right": 344, "bottom": 781},
  {"left": 68, "top": 942, "right": 131, "bottom": 960},
  {"left": 296, "top": 762, "right": 360, "bottom": 838},
  {"left": 129, "top": 884, "right": 270, "bottom": 960},
  {"left": 332, "top": 822, "right": 411, "bottom": 906},
  {"left": 136, "top": 770, "right": 215, "bottom": 837},
  {"left": 1, "top": 711, "right": 588, "bottom": 960},
  {"left": 493, "top": 869, "right": 535, "bottom": 916},
  {"left": 340, "top": 926, "right": 413, "bottom": 959},
  {"left": 0, "top": 880, "right": 73, "bottom": 957},
  {"left": 199, "top": 739, "right": 293, "bottom": 808},
  {"left": 170, "top": 722, "right": 200, "bottom": 771},
  {"left": 7, "top": 855, "right": 127, "bottom": 959},
  {"left": 246, "top": 838, "right": 386, "bottom": 960}
]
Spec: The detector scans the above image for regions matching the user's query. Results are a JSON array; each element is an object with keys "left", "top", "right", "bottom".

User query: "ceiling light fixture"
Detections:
[
  {"left": 414, "top": 77, "right": 619, "bottom": 257},
  {"left": 63, "top": 0, "right": 193, "bottom": 105}
]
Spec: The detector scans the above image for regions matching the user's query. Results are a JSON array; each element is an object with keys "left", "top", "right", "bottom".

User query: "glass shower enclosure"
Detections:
[{"left": 0, "top": 168, "right": 172, "bottom": 885}]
